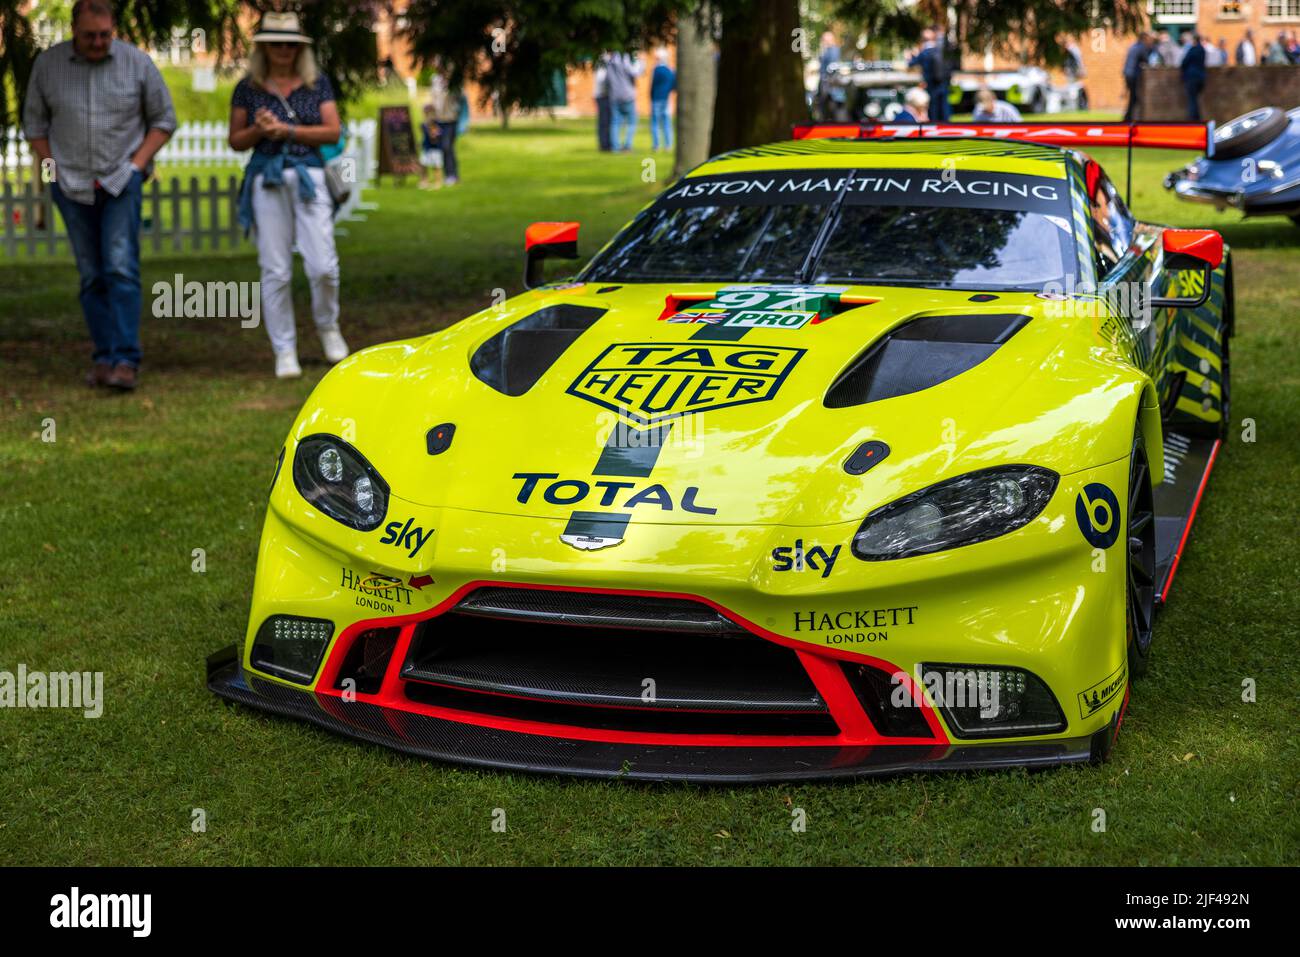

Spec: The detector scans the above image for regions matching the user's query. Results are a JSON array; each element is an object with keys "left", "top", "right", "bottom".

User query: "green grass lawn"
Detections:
[{"left": 1, "top": 118, "right": 1297, "bottom": 866}]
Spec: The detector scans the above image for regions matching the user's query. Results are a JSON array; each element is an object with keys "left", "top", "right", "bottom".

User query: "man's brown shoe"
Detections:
[
  {"left": 106, "top": 363, "right": 138, "bottom": 391},
  {"left": 86, "top": 363, "right": 113, "bottom": 388}
]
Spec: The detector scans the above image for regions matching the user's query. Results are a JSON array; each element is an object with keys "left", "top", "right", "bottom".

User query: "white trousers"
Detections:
[{"left": 251, "top": 167, "right": 340, "bottom": 356}]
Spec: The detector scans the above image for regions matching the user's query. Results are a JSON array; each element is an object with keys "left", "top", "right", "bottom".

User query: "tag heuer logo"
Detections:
[{"left": 567, "top": 342, "right": 805, "bottom": 426}]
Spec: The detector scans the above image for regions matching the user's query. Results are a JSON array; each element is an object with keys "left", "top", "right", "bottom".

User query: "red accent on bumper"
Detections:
[{"left": 311, "top": 581, "right": 950, "bottom": 749}]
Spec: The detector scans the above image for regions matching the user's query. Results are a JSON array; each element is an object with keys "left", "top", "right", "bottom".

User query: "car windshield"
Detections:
[{"left": 581, "top": 168, "right": 1078, "bottom": 292}]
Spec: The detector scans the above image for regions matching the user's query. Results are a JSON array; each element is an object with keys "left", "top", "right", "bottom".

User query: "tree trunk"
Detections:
[
  {"left": 673, "top": 4, "right": 717, "bottom": 178},
  {"left": 709, "top": 0, "right": 807, "bottom": 155}
]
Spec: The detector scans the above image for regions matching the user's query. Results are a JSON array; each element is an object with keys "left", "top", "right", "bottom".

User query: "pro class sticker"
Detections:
[
  {"left": 1078, "top": 661, "right": 1127, "bottom": 719},
  {"left": 665, "top": 286, "right": 849, "bottom": 330},
  {"left": 1075, "top": 482, "right": 1120, "bottom": 549}
]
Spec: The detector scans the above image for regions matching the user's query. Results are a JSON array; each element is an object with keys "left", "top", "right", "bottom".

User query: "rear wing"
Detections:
[{"left": 791, "top": 122, "right": 1215, "bottom": 157}]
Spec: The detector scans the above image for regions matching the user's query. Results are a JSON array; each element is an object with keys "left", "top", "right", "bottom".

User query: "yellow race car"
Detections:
[{"left": 209, "top": 122, "right": 1231, "bottom": 781}]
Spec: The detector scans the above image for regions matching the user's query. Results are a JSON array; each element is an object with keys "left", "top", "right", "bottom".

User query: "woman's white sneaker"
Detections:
[
  {"left": 274, "top": 351, "right": 302, "bottom": 379},
  {"left": 320, "top": 328, "right": 350, "bottom": 363}
]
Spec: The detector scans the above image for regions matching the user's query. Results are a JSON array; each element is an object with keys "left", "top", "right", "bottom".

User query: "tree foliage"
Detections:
[
  {"left": 0, "top": 0, "right": 387, "bottom": 131},
  {"left": 399, "top": 0, "right": 681, "bottom": 118},
  {"left": 837, "top": 0, "right": 1146, "bottom": 67}
]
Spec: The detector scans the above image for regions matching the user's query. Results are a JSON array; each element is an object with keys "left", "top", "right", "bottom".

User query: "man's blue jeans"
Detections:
[
  {"left": 651, "top": 99, "right": 673, "bottom": 150},
  {"left": 611, "top": 100, "right": 637, "bottom": 151},
  {"left": 52, "top": 171, "right": 144, "bottom": 369},
  {"left": 926, "top": 84, "right": 950, "bottom": 121}
]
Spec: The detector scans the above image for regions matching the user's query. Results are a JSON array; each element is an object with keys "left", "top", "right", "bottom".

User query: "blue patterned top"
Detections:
[{"left": 231, "top": 74, "right": 335, "bottom": 157}]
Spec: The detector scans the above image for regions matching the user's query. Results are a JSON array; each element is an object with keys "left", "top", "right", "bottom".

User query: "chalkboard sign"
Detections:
[{"left": 378, "top": 105, "right": 420, "bottom": 179}]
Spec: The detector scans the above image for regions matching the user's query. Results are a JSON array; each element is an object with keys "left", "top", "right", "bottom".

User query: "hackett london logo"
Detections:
[
  {"left": 567, "top": 342, "right": 805, "bottom": 425},
  {"left": 793, "top": 606, "right": 918, "bottom": 646}
]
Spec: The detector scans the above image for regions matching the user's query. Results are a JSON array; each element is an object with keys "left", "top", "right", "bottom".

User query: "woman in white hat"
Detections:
[{"left": 229, "top": 11, "right": 348, "bottom": 378}]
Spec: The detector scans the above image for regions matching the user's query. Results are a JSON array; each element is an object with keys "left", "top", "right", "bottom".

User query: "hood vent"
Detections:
[
  {"left": 825, "top": 313, "right": 1029, "bottom": 408},
  {"left": 471, "top": 303, "right": 606, "bottom": 396}
]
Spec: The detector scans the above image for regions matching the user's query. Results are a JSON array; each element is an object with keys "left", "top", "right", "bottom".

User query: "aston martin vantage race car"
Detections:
[{"left": 209, "top": 122, "right": 1232, "bottom": 782}]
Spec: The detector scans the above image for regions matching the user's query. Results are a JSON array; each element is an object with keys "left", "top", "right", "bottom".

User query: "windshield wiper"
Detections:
[{"left": 798, "top": 169, "right": 857, "bottom": 284}]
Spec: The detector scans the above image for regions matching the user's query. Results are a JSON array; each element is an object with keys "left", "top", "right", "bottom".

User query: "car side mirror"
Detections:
[
  {"left": 1149, "top": 228, "right": 1223, "bottom": 310},
  {"left": 523, "top": 221, "right": 580, "bottom": 290}
]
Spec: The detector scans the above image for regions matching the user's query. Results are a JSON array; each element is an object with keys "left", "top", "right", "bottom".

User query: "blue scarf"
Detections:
[{"left": 237, "top": 148, "right": 324, "bottom": 234}]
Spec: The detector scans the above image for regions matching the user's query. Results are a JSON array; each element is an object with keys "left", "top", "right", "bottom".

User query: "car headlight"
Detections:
[
  {"left": 291, "top": 434, "right": 389, "bottom": 531},
  {"left": 852, "top": 466, "right": 1058, "bottom": 561}
]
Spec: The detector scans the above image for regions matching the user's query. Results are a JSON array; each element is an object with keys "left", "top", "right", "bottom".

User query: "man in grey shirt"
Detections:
[
  {"left": 22, "top": 0, "right": 176, "bottom": 390},
  {"left": 605, "top": 52, "right": 643, "bottom": 152}
]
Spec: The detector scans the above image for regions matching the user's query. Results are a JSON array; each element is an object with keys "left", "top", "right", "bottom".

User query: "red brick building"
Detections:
[{"left": 1072, "top": 1, "right": 1300, "bottom": 112}]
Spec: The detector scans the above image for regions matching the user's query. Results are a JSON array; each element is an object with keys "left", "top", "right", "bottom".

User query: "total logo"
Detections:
[
  {"left": 513, "top": 472, "right": 717, "bottom": 514},
  {"left": 1075, "top": 483, "right": 1120, "bottom": 549},
  {"left": 378, "top": 517, "right": 434, "bottom": 558},
  {"left": 771, "top": 540, "right": 842, "bottom": 579}
]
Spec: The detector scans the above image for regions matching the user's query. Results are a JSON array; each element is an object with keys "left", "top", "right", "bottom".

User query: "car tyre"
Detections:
[{"left": 1213, "top": 107, "right": 1288, "bottom": 160}]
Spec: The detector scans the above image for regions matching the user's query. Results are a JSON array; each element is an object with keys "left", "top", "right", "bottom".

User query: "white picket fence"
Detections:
[{"left": 1, "top": 118, "right": 378, "bottom": 251}]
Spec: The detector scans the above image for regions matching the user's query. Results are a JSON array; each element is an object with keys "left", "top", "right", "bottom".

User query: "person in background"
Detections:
[
  {"left": 649, "top": 50, "right": 675, "bottom": 152},
  {"left": 1176, "top": 31, "right": 1194, "bottom": 66},
  {"left": 1181, "top": 32, "right": 1207, "bottom": 122},
  {"left": 1264, "top": 32, "right": 1289, "bottom": 65},
  {"left": 593, "top": 53, "right": 612, "bottom": 152},
  {"left": 819, "top": 31, "right": 841, "bottom": 75},
  {"left": 1205, "top": 37, "right": 1226, "bottom": 68},
  {"left": 430, "top": 75, "right": 461, "bottom": 185},
  {"left": 606, "top": 51, "right": 643, "bottom": 152},
  {"left": 229, "top": 11, "right": 346, "bottom": 380},
  {"left": 1064, "top": 38, "right": 1086, "bottom": 81},
  {"left": 892, "top": 87, "right": 930, "bottom": 124},
  {"left": 1288, "top": 32, "right": 1300, "bottom": 63},
  {"left": 417, "top": 103, "right": 443, "bottom": 190},
  {"left": 909, "top": 27, "right": 952, "bottom": 122},
  {"left": 456, "top": 88, "right": 471, "bottom": 136},
  {"left": 22, "top": 0, "right": 176, "bottom": 392},
  {"left": 1154, "top": 30, "right": 1177, "bottom": 67},
  {"left": 972, "top": 88, "right": 1022, "bottom": 122},
  {"left": 1236, "top": 29, "right": 1257, "bottom": 66},
  {"left": 1122, "top": 32, "right": 1154, "bottom": 122}
]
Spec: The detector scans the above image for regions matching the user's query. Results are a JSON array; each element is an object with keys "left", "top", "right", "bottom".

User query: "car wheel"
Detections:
[
  {"left": 1213, "top": 107, "right": 1289, "bottom": 160},
  {"left": 1126, "top": 424, "right": 1156, "bottom": 678}
]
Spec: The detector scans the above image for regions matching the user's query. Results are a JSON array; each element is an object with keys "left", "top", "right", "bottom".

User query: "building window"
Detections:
[
  {"left": 1148, "top": 0, "right": 1200, "bottom": 23},
  {"left": 1265, "top": 0, "right": 1300, "bottom": 19}
]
